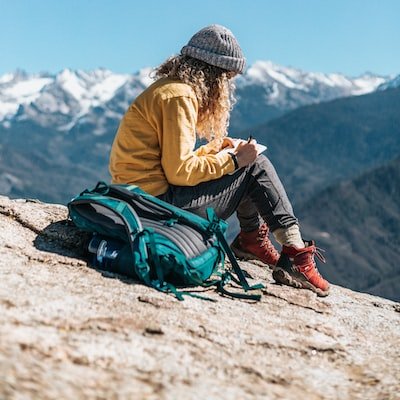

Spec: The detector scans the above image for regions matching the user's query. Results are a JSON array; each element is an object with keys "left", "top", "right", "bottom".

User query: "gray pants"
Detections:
[{"left": 158, "top": 155, "right": 298, "bottom": 232}]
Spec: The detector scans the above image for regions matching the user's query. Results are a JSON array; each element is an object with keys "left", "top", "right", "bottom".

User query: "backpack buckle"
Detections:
[{"left": 206, "top": 208, "right": 222, "bottom": 234}]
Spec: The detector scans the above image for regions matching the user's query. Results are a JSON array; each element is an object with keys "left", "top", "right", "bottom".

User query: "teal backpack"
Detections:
[{"left": 68, "top": 182, "right": 264, "bottom": 301}]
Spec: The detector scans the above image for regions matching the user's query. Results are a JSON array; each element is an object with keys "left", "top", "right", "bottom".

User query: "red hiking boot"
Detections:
[
  {"left": 272, "top": 241, "right": 330, "bottom": 297},
  {"left": 230, "top": 224, "right": 280, "bottom": 267}
]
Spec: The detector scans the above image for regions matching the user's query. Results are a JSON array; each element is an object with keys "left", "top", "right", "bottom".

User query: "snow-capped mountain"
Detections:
[
  {"left": 239, "top": 61, "right": 387, "bottom": 98},
  {"left": 0, "top": 67, "right": 151, "bottom": 132},
  {"left": 0, "top": 62, "right": 392, "bottom": 135},
  {"left": 230, "top": 61, "right": 389, "bottom": 131},
  {"left": 377, "top": 74, "right": 400, "bottom": 91}
]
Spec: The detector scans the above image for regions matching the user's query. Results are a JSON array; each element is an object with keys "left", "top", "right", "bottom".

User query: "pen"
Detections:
[{"left": 247, "top": 135, "right": 253, "bottom": 143}]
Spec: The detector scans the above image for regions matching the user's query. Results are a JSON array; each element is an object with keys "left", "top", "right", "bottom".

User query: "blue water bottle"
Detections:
[{"left": 88, "top": 234, "right": 124, "bottom": 271}]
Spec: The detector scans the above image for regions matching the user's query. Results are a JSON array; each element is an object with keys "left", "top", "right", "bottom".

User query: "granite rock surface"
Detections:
[{"left": 0, "top": 196, "right": 399, "bottom": 400}]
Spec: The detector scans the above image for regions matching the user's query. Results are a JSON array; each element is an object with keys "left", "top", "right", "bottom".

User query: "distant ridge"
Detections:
[
  {"left": 250, "top": 86, "right": 400, "bottom": 203},
  {"left": 297, "top": 156, "right": 400, "bottom": 302}
]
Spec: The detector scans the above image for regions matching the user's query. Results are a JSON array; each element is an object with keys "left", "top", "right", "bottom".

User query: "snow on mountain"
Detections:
[
  {"left": 0, "top": 62, "right": 393, "bottom": 135},
  {"left": 351, "top": 74, "right": 389, "bottom": 94},
  {"left": 0, "top": 69, "right": 150, "bottom": 131},
  {"left": 377, "top": 74, "right": 400, "bottom": 91},
  {"left": 0, "top": 73, "right": 15, "bottom": 84},
  {"left": 238, "top": 61, "right": 387, "bottom": 96},
  {"left": 55, "top": 68, "right": 130, "bottom": 112},
  {"left": 0, "top": 72, "right": 52, "bottom": 120},
  {"left": 243, "top": 61, "right": 307, "bottom": 90}
]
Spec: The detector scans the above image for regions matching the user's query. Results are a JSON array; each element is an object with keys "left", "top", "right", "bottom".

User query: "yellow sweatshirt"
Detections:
[{"left": 109, "top": 77, "right": 235, "bottom": 196}]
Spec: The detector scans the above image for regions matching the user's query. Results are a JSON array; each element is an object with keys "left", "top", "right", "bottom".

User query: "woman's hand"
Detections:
[
  {"left": 235, "top": 139, "right": 258, "bottom": 168},
  {"left": 220, "top": 137, "right": 235, "bottom": 150}
]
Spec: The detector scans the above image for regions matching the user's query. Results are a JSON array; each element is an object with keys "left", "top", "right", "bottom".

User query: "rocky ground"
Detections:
[{"left": 0, "top": 196, "right": 399, "bottom": 400}]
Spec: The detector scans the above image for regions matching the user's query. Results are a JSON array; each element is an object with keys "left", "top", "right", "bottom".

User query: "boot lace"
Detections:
[
  {"left": 257, "top": 224, "right": 279, "bottom": 257},
  {"left": 296, "top": 245, "right": 326, "bottom": 279}
]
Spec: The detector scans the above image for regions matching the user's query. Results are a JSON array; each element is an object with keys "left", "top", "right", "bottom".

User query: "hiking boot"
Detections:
[
  {"left": 272, "top": 241, "right": 330, "bottom": 297},
  {"left": 231, "top": 224, "right": 280, "bottom": 267}
]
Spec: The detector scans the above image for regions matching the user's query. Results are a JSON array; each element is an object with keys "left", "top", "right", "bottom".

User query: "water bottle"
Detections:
[{"left": 88, "top": 234, "right": 124, "bottom": 271}]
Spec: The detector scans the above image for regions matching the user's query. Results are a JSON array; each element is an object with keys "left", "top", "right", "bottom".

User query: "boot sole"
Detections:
[
  {"left": 272, "top": 268, "right": 330, "bottom": 297},
  {"left": 231, "top": 245, "right": 276, "bottom": 268}
]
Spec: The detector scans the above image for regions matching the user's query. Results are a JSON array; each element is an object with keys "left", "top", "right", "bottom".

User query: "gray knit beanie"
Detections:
[{"left": 181, "top": 24, "right": 246, "bottom": 74}]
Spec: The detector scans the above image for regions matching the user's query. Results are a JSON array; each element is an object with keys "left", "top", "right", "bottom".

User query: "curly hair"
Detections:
[{"left": 153, "top": 55, "right": 236, "bottom": 144}]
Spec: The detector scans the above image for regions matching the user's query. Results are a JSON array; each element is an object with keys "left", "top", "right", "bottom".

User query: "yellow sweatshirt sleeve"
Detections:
[
  {"left": 194, "top": 139, "right": 221, "bottom": 156},
  {"left": 160, "top": 96, "right": 235, "bottom": 186}
]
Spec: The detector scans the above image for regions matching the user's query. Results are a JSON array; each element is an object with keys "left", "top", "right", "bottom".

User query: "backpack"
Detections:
[{"left": 67, "top": 182, "right": 264, "bottom": 301}]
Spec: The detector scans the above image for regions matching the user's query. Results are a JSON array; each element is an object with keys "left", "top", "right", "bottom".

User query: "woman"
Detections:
[{"left": 109, "top": 25, "right": 329, "bottom": 297}]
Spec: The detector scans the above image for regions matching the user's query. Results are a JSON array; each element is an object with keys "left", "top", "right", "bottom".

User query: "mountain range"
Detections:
[{"left": 0, "top": 61, "right": 393, "bottom": 136}]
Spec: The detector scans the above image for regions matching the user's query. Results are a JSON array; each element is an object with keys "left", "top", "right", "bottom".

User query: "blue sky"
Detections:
[{"left": 0, "top": 0, "right": 399, "bottom": 77}]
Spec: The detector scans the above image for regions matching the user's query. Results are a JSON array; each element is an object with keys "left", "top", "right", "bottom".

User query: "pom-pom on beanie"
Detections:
[{"left": 181, "top": 24, "right": 246, "bottom": 74}]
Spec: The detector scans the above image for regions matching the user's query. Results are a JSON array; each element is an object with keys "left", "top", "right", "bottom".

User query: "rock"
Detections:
[{"left": 0, "top": 196, "right": 399, "bottom": 400}]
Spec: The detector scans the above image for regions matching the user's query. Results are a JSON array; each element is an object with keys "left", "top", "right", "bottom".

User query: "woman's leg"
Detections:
[
  {"left": 236, "top": 196, "right": 262, "bottom": 232},
  {"left": 158, "top": 154, "right": 298, "bottom": 231}
]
